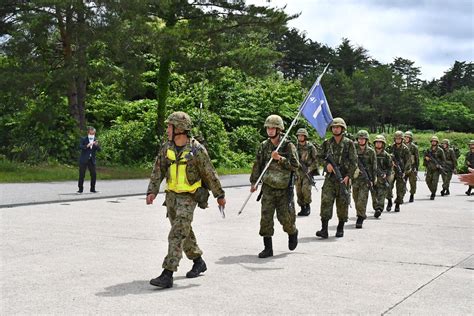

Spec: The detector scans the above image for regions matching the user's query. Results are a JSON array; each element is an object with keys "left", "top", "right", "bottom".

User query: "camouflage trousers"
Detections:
[
  {"left": 260, "top": 184, "right": 297, "bottom": 237},
  {"left": 387, "top": 175, "right": 406, "bottom": 204},
  {"left": 441, "top": 171, "right": 453, "bottom": 190},
  {"left": 352, "top": 180, "right": 370, "bottom": 219},
  {"left": 406, "top": 171, "right": 417, "bottom": 195},
  {"left": 320, "top": 176, "right": 350, "bottom": 222},
  {"left": 295, "top": 174, "right": 312, "bottom": 206},
  {"left": 372, "top": 181, "right": 389, "bottom": 211},
  {"left": 425, "top": 170, "right": 441, "bottom": 194},
  {"left": 162, "top": 191, "right": 202, "bottom": 272}
]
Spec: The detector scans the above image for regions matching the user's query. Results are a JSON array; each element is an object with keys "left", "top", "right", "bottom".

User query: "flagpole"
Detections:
[{"left": 238, "top": 64, "right": 330, "bottom": 215}]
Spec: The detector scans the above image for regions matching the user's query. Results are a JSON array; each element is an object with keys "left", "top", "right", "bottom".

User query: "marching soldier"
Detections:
[
  {"left": 316, "top": 118, "right": 357, "bottom": 238},
  {"left": 352, "top": 130, "right": 376, "bottom": 229},
  {"left": 372, "top": 135, "right": 392, "bottom": 218},
  {"left": 404, "top": 131, "right": 419, "bottom": 202},
  {"left": 295, "top": 128, "right": 319, "bottom": 216},
  {"left": 146, "top": 111, "right": 226, "bottom": 288},
  {"left": 464, "top": 140, "right": 474, "bottom": 196},
  {"left": 250, "top": 115, "right": 299, "bottom": 258},
  {"left": 386, "top": 131, "right": 411, "bottom": 212},
  {"left": 441, "top": 139, "right": 457, "bottom": 196},
  {"left": 423, "top": 135, "right": 446, "bottom": 200}
]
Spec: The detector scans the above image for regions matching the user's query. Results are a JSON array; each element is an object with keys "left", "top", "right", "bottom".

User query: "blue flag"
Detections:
[{"left": 301, "top": 84, "right": 333, "bottom": 138}]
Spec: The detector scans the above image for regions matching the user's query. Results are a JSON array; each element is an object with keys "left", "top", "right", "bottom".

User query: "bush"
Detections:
[{"left": 228, "top": 125, "right": 262, "bottom": 155}]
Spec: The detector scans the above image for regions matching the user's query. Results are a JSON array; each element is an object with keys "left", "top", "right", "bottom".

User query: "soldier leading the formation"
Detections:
[
  {"left": 295, "top": 128, "right": 319, "bottom": 216},
  {"left": 465, "top": 140, "right": 474, "bottom": 196},
  {"left": 250, "top": 115, "right": 299, "bottom": 258},
  {"left": 372, "top": 135, "right": 392, "bottom": 218},
  {"left": 404, "top": 131, "right": 419, "bottom": 202},
  {"left": 146, "top": 111, "right": 226, "bottom": 288},
  {"left": 423, "top": 135, "right": 446, "bottom": 200},
  {"left": 316, "top": 117, "right": 357, "bottom": 238},
  {"left": 440, "top": 139, "right": 457, "bottom": 196},
  {"left": 386, "top": 131, "right": 411, "bottom": 212},
  {"left": 352, "top": 130, "right": 376, "bottom": 229}
]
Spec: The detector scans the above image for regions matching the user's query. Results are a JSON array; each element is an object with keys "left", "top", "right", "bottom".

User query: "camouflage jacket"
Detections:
[
  {"left": 405, "top": 142, "right": 419, "bottom": 171},
  {"left": 375, "top": 149, "right": 392, "bottom": 178},
  {"left": 320, "top": 135, "right": 357, "bottom": 180},
  {"left": 147, "top": 138, "right": 225, "bottom": 198},
  {"left": 387, "top": 143, "right": 411, "bottom": 174},
  {"left": 296, "top": 141, "right": 319, "bottom": 177},
  {"left": 442, "top": 147, "right": 457, "bottom": 171},
  {"left": 465, "top": 151, "right": 474, "bottom": 168},
  {"left": 354, "top": 145, "right": 377, "bottom": 184},
  {"left": 423, "top": 146, "right": 446, "bottom": 172},
  {"left": 250, "top": 135, "right": 299, "bottom": 189}
]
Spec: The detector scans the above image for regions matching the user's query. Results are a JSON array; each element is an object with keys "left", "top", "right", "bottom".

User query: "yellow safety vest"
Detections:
[{"left": 166, "top": 148, "right": 202, "bottom": 193}]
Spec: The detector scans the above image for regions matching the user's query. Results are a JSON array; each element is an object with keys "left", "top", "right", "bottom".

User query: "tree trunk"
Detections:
[
  {"left": 157, "top": 56, "right": 171, "bottom": 142},
  {"left": 75, "top": 4, "right": 87, "bottom": 131}
]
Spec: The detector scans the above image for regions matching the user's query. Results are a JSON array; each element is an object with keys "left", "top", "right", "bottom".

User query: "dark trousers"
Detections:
[{"left": 78, "top": 159, "right": 96, "bottom": 191}]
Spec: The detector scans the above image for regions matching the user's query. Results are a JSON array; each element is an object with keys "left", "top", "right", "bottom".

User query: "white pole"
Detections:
[{"left": 238, "top": 64, "right": 329, "bottom": 215}]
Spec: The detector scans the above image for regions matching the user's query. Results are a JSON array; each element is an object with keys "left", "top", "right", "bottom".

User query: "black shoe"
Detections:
[
  {"left": 258, "top": 237, "right": 273, "bottom": 258},
  {"left": 440, "top": 189, "right": 445, "bottom": 196},
  {"left": 150, "top": 269, "right": 173, "bottom": 288},
  {"left": 90, "top": 189, "right": 98, "bottom": 193},
  {"left": 297, "top": 206, "right": 305, "bottom": 216},
  {"left": 300, "top": 204, "right": 311, "bottom": 216},
  {"left": 77, "top": 190, "right": 83, "bottom": 194},
  {"left": 288, "top": 230, "right": 298, "bottom": 251},
  {"left": 386, "top": 199, "right": 392, "bottom": 212},
  {"left": 374, "top": 209, "right": 382, "bottom": 218},
  {"left": 394, "top": 203, "right": 400, "bottom": 212},
  {"left": 186, "top": 257, "right": 207, "bottom": 278},
  {"left": 355, "top": 216, "right": 364, "bottom": 229},
  {"left": 430, "top": 193, "right": 435, "bottom": 200},
  {"left": 335, "top": 221, "right": 344, "bottom": 238},
  {"left": 466, "top": 188, "right": 472, "bottom": 196},
  {"left": 446, "top": 189, "right": 450, "bottom": 196},
  {"left": 409, "top": 194, "right": 414, "bottom": 203},
  {"left": 316, "top": 220, "right": 329, "bottom": 239}
]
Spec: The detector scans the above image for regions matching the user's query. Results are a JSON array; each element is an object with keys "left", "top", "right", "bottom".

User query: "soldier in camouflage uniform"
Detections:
[
  {"left": 316, "top": 118, "right": 357, "bottom": 238},
  {"left": 404, "top": 131, "right": 419, "bottom": 202},
  {"left": 295, "top": 128, "right": 319, "bottom": 216},
  {"left": 423, "top": 135, "right": 446, "bottom": 200},
  {"left": 250, "top": 115, "right": 299, "bottom": 258},
  {"left": 464, "top": 140, "right": 474, "bottom": 196},
  {"left": 146, "top": 111, "right": 226, "bottom": 288},
  {"left": 386, "top": 131, "right": 411, "bottom": 212},
  {"left": 352, "top": 130, "right": 376, "bottom": 229},
  {"left": 440, "top": 139, "right": 457, "bottom": 196},
  {"left": 371, "top": 135, "right": 392, "bottom": 218}
]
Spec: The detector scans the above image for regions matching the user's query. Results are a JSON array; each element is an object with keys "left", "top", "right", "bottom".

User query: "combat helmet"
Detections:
[
  {"left": 373, "top": 135, "right": 386, "bottom": 145},
  {"left": 441, "top": 139, "right": 450, "bottom": 145},
  {"left": 330, "top": 117, "right": 347, "bottom": 130},
  {"left": 264, "top": 115, "right": 284, "bottom": 130},
  {"left": 356, "top": 130, "right": 369, "bottom": 140},
  {"left": 404, "top": 131, "right": 413, "bottom": 139},
  {"left": 296, "top": 128, "right": 309, "bottom": 137},
  {"left": 430, "top": 135, "right": 439, "bottom": 143},
  {"left": 394, "top": 130, "right": 404, "bottom": 139},
  {"left": 469, "top": 140, "right": 474, "bottom": 146},
  {"left": 166, "top": 111, "right": 192, "bottom": 131}
]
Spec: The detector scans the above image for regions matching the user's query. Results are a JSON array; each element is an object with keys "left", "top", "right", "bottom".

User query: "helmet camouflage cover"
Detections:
[
  {"left": 330, "top": 117, "right": 347, "bottom": 130},
  {"left": 166, "top": 111, "right": 192, "bottom": 131},
  {"left": 373, "top": 134, "right": 386, "bottom": 145},
  {"left": 264, "top": 115, "right": 284, "bottom": 130},
  {"left": 356, "top": 130, "right": 369, "bottom": 140},
  {"left": 296, "top": 128, "right": 309, "bottom": 137},
  {"left": 431, "top": 135, "right": 439, "bottom": 142},
  {"left": 404, "top": 131, "right": 413, "bottom": 139},
  {"left": 394, "top": 130, "right": 404, "bottom": 139},
  {"left": 441, "top": 139, "right": 450, "bottom": 145}
]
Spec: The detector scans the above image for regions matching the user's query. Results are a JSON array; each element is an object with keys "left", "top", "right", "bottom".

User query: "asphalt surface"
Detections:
[{"left": 1, "top": 174, "right": 473, "bottom": 314}]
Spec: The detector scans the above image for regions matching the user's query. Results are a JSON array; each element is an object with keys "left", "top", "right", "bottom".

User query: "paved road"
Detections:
[{"left": 1, "top": 175, "right": 472, "bottom": 314}]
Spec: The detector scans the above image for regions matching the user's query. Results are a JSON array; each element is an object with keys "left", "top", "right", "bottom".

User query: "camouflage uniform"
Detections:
[
  {"left": 295, "top": 129, "right": 319, "bottom": 214},
  {"left": 423, "top": 136, "right": 446, "bottom": 197},
  {"left": 352, "top": 130, "right": 376, "bottom": 222},
  {"left": 386, "top": 132, "right": 411, "bottom": 208},
  {"left": 372, "top": 136, "right": 392, "bottom": 214},
  {"left": 465, "top": 140, "right": 474, "bottom": 195},
  {"left": 441, "top": 139, "right": 457, "bottom": 194},
  {"left": 147, "top": 138, "right": 224, "bottom": 272},
  {"left": 404, "top": 131, "right": 419, "bottom": 198}
]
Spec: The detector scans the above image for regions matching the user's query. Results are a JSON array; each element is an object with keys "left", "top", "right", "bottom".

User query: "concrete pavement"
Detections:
[{"left": 1, "top": 176, "right": 473, "bottom": 314}]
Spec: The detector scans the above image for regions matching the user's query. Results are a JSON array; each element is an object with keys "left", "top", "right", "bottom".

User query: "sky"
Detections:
[{"left": 249, "top": 0, "right": 473, "bottom": 81}]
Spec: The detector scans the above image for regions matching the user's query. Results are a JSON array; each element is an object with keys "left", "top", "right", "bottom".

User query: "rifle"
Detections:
[
  {"left": 404, "top": 167, "right": 421, "bottom": 182},
  {"left": 425, "top": 150, "right": 447, "bottom": 175},
  {"left": 325, "top": 153, "right": 351, "bottom": 206},
  {"left": 376, "top": 169, "right": 390, "bottom": 188},
  {"left": 357, "top": 154, "right": 375, "bottom": 194},
  {"left": 299, "top": 160, "right": 319, "bottom": 191},
  {"left": 288, "top": 172, "right": 295, "bottom": 213},
  {"left": 392, "top": 154, "right": 406, "bottom": 182}
]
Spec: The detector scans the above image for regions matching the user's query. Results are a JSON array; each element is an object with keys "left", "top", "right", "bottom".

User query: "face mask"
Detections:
[{"left": 88, "top": 134, "right": 94, "bottom": 139}]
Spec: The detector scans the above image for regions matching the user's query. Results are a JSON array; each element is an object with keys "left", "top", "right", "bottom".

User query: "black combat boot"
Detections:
[
  {"left": 355, "top": 216, "right": 364, "bottom": 229},
  {"left": 430, "top": 192, "right": 435, "bottom": 200},
  {"left": 394, "top": 203, "right": 400, "bottom": 212},
  {"left": 316, "top": 220, "right": 329, "bottom": 239},
  {"left": 258, "top": 237, "right": 273, "bottom": 258},
  {"left": 386, "top": 198, "right": 392, "bottom": 212},
  {"left": 335, "top": 221, "right": 345, "bottom": 237},
  {"left": 466, "top": 187, "right": 472, "bottom": 196},
  {"left": 446, "top": 189, "right": 450, "bottom": 196},
  {"left": 374, "top": 208, "right": 382, "bottom": 218},
  {"left": 409, "top": 194, "right": 414, "bottom": 203},
  {"left": 297, "top": 205, "right": 305, "bottom": 216},
  {"left": 186, "top": 257, "right": 207, "bottom": 278},
  {"left": 288, "top": 230, "right": 298, "bottom": 250},
  {"left": 300, "top": 204, "right": 311, "bottom": 216},
  {"left": 440, "top": 189, "right": 445, "bottom": 196},
  {"left": 150, "top": 269, "right": 173, "bottom": 288}
]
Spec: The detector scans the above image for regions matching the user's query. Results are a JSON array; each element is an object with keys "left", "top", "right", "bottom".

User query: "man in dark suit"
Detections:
[{"left": 78, "top": 127, "right": 101, "bottom": 193}]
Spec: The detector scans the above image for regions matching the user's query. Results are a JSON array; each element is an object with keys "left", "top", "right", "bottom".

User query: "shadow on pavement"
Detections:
[
  {"left": 215, "top": 253, "right": 290, "bottom": 266},
  {"left": 298, "top": 236, "right": 338, "bottom": 243},
  {"left": 95, "top": 278, "right": 200, "bottom": 297}
]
